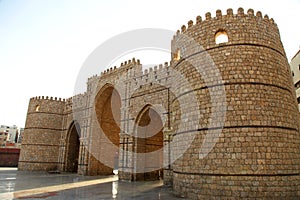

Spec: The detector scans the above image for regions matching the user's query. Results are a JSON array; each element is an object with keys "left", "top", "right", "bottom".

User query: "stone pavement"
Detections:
[{"left": 0, "top": 168, "right": 184, "bottom": 200}]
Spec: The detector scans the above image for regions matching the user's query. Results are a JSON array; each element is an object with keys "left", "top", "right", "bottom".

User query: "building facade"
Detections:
[
  {"left": 17, "top": 128, "right": 24, "bottom": 144},
  {"left": 19, "top": 8, "right": 300, "bottom": 199},
  {"left": 290, "top": 49, "right": 300, "bottom": 110},
  {"left": 0, "top": 132, "right": 8, "bottom": 147},
  {"left": 0, "top": 125, "right": 18, "bottom": 143}
]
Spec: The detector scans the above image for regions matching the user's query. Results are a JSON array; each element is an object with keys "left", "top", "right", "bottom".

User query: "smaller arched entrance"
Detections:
[
  {"left": 65, "top": 122, "right": 80, "bottom": 173},
  {"left": 133, "top": 105, "right": 164, "bottom": 181}
]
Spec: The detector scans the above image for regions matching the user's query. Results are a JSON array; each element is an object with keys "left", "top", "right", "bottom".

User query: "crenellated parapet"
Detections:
[
  {"left": 87, "top": 74, "right": 100, "bottom": 96},
  {"left": 65, "top": 95, "right": 85, "bottom": 112},
  {"left": 31, "top": 96, "right": 66, "bottom": 102},
  {"left": 27, "top": 96, "right": 66, "bottom": 115},
  {"left": 87, "top": 74, "right": 99, "bottom": 82},
  {"left": 100, "top": 58, "right": 141, "bottom": 78},
  {"left": 132, "top": 61, "right": 172, "bottom": 88},
  {"left": 171, "top": 8, "right": 284, "bottom": 61}
]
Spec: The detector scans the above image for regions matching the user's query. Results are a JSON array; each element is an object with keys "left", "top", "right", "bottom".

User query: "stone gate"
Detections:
[{"left": 19, "top": 8, "right": 300, "bottom": 199}]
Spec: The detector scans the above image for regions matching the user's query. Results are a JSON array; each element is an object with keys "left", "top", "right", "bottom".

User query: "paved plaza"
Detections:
[{"left": 0, "top": 168, "right": 183, "bottom": 199}]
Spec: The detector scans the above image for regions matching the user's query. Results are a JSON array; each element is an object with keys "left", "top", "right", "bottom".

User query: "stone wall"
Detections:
[
  {"left": 18, "top": 97, "right": 65, "bottom": 171},
  {"left": 0, "top": 148, "right": 20, "bottom": 167},
  {"left": 171, "top": 8, "right": 300, "bottom": 199}
]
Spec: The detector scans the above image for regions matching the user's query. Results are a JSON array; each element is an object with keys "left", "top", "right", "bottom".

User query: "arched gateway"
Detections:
[
  {"left": 64, "top": 122, "right": 80, "bottom": 172},
  {"left": 133, "top": 105, "right": 164, "bottom": 181},
  {"left": 92, "top": 84, "right": 121, "bottom": 175}
]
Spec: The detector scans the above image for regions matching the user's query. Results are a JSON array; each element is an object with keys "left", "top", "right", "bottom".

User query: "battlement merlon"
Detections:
[
  {"left": 87, "top": 74, "right": 99, "bottom": 82},
  {"left": 27, "top": 96, "right": 66, "bottom": 115},
  {"left": 174, "top": 8, "right": 276, "bottom": 36},
  {"left": 84, "top": 58, "right": 142, "bottom": 99},
  {"left": 140, "top": 61, "right": 171, "bottom": 76},
  {"left": 100, "top": 57, "right": 173, "bottom": 77},
  {"left": 99, "top": 58, "right": 142, "bottom": 78},
  {"left": 171, "top": 7, "right": 284, "bottom": 60},
  {"left": 30, "top": 96, "right": 66, "bottom": 102},
  {"left": 131, "top": 61, "right": 173, "bottom": 88}
]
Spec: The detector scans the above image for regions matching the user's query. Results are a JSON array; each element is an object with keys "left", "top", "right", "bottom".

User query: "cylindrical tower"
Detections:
[
  {"left": 19, "top": 96, "right": 66, "bottom": 171},
  {"left": 171, "top": 8, "right": 300, "bottom": 199}
]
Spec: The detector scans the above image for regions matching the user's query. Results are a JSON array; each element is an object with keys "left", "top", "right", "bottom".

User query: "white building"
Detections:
[
  {"left": 290, "top": 49, "right": 300, "bottom": 110},
  {"left": 17, "top": 128, "right": 24, "bottom": 143},
  {"left": 0, "top": 132, "right": 8, "bottom": 147},
  {"left": 0, "top": 125, "right": 18, "bottom": 143}
]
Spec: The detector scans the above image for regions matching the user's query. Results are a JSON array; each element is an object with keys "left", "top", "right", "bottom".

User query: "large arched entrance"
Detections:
[
  {"left": 134, "top": 105, "right": 164, "bottom": 181},
  {"left": 94, "top": 84, "right": 121, "bottom": 175},
  {"left": 65, "top": 122, "right": 80, "bottom": 172}
]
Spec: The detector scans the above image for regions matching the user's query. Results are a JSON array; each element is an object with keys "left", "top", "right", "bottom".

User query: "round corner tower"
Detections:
[
  {"left": 170, "top": 8, "right": 300, "bottom": 199},
  {"left": 19, "top": 96, "right": 66, "bottom": 171}
]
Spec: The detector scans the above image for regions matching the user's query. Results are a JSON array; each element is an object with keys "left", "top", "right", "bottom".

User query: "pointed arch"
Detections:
[
  {"left": 65, "top": 121, "right": 80, "bottom": 172},
  {"left": 95, "top": 83, "right": 121, "bottom": 146},
  {"left": 134, "top": 104, "right": 152, "bottom": 127},
  {"left": 133, "top": 104, "right": 164, "bottom": 181},
  {"left": 93, "top": 83, "right": 121, "bottom": 175}
]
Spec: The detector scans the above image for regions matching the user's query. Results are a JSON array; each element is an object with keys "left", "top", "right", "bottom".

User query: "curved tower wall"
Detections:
[
  {"left": 171, "top": 8, "right": 300, "bottom": 198},
  {"left": 19, "top": 96, "right": 66, "bottom": 171}
]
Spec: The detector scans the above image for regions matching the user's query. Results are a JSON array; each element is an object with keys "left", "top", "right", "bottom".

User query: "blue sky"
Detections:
[{"left": 0, "top": 0, "right": 299, "bottom": 128}]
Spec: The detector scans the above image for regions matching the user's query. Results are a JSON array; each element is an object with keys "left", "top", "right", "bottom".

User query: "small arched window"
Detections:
[
  {"left": 35, "top": 105, "right": 40, "bottom": 112},
  {"left": 174, "top": 49, "right": 181, "bottom": 61},
  {"left": 215, "top": 30, "right": 229, "bottom": 44}
]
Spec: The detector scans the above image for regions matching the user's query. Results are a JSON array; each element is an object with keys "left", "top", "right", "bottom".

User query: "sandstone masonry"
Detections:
[{"left": 19, "top": 8, "right": 300, "bottom": 199}]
